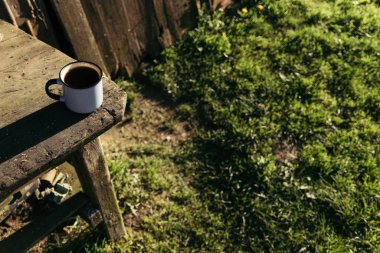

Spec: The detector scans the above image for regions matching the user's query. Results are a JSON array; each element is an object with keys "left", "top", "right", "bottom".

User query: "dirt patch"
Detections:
[
  {"left": 102, "top": 88, "right": 193, "bottom": 154},
  {"left": 0, "top": 85, "right": 192, "bottom": 252}
]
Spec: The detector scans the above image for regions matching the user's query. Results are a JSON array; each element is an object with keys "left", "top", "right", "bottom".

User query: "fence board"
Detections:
[
  {"left": 50, "top": 0, "right": 109, "bottom": 75},
  {"left": 1, "top": 0, "right": 59, "bottom": 47},
  {"left": 119, "top": 0, "right": 162, "bottom": 71},
  {"left": 119, "top": 0, "right": 164, "bottom": 64},
  {"left": 28, "top": 0, "right": 60, "bottom": 46},
  {"left": 79, "top": 0, "right": 119, "bottom": 74},
  {"left": 85, "top": 0, "right": 139, "bottom": 76},
  {"left": 0, "top": 0, "right": 16, "bottom": 25},
  {"left": 1, "top": 0, "right": 18, "bottom": 25},
  {"left": 1, "top": 0, "right": 225, "bottom": 76}
]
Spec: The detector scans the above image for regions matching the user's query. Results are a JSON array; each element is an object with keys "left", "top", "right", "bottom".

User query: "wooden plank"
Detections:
[
  {"left": 196, "top": 0, "right": 234, "bottom": 11},
  {"left": 159, "top": 0, "right": 198, "bottom": 41},
  {"left": 152, "top": 0, "right": 175, "bottom": 47},
  {"left": 82, "top": 0, "right": 163, "bottom": 76},
  {"left": 0, "top": 0, "right": 17, "bottom": 25},
  {"left": 0, "top": 20, "right": 127, "bottom": 202},
  {"left": 2, "top": 0, "right": 59, "bottom": 47},
  {"left": 84, "top": 0, "right": 140, "bottom": 76},
  {"left": 79, "top": 0, "right": 119, "bottom": 75},
  {"left": 2, "top": 0, "right": 200, "bottom": 75},
  {"left": 26, "top": 0, "right": 60, "bottom": 47},
  {"left": 3, "top": 0, "right": 30, "bottom": 28},
  {"left": 68, "top": 138, "right": 126, "bottom": 241},
  {"left": 211, "top": 0, "right": 234, "bottom": 10},
  {"left": 0, "top": 20, "right": 69, "bottom": 127},
  {"left": 0, "top": 179, "right": 40, "bottom": 223},
  {"left": 81, "top": 0, "right": 197, "bottom": 76},
  {"left": 118, "top": 0, "right": 159, "bottom": 58},
  {"left": 123, "top": 0, "right": 196, "bottom": 72},
  {"left": 0, "top": 193, "right": 89, "bottom": 253},
  {"left": 49, "top": 0, "right": 109, "bottom": 75}
]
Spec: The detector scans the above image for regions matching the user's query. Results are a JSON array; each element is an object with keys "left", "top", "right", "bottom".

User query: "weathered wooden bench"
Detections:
[{"left": 0, "top": 20, "right": 126, "bottom": 251}]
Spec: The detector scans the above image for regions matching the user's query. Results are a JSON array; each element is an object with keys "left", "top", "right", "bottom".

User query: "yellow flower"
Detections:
[
  {"left": 242, "top": 7, "right": 248, "bottom": 14},
  {"left": 258, "top": 4, "right": 265, "bottom": 11},
  {"left": 222, "top": 31, "right": 227, "bottom": 38}
]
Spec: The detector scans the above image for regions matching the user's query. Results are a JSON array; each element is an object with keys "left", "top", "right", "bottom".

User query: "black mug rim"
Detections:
[{"left": 59, "top": 61, "right": 103, "bottom": 90}]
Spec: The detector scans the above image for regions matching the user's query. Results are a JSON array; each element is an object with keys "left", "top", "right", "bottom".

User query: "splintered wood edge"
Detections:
[
  {"left": 0, "top": 80, "right": 126, "bottom": 202},
  {"left": 0, "top": 20, "right": 127, "bottom": 203},
  {"left": 102, "top": 77, "right": 127, "bottom": 123},
  {"left": 0, "top": 193, "right": 89, "bottom": 252}
]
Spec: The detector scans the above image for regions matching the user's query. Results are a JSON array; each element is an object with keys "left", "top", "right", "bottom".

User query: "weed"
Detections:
[
  {"left": 158, "top": 117, "right": 177, "bottom": 133},
  {"left": 145, "top": 1, "right": 380, "bottom": 251},
  {"left": 61, "top": 1, "right": 380, "bottom": 252},
  {"left": 175, "top": 104, "right": 194, "bottom": 121},
  {"left": 85, "top": 146, "right": 231, "bottom": 252}
]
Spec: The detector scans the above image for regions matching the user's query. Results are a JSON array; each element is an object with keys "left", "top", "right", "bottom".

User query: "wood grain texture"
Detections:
[
  {"left": 0, "top": 20, "right": 127, "bottom": 203},
  {"left": 69, "top": 0, "right": 197, "bottom": 76},
  {"left": 68, "top": 138, "right": 126, "bottom": 241},
  {"left": 79, "top": 0, "right": 119, "bottom": 74},
  {"left": 0, "top": 0, "right": 59, "bottom": 47},
  {"left": 0, "top": 0, "right": 17, "bottom": 25},
  {"left": 1, "top": 0, "right": 200, "bottom": 76},
  {"left": 0, "top": 193, "right": 89, "bottom": 253},
  {"left": 50, "top": 0, "right": 108, "bottom": 74},
  {"left": 0, "top": 179, "right": 40, "bottom": 223},
  {"left": 82, "top": 0, "right": 140, "bottom": 76}
]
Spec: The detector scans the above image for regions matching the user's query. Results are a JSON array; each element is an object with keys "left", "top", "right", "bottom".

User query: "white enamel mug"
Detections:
[{"left": 45, "top": 61, "right": 103, "bottom": 114}]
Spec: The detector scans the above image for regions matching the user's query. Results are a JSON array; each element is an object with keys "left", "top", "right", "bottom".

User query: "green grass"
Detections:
[
  {"left": 60, "top": 1, "right": 380, "bottom": 252},
  {"left": 83, "top": 146, "right": 230, "bottom": 253},
  {"left": 143, "top": 0, "right": 380, "bottom": 252}
]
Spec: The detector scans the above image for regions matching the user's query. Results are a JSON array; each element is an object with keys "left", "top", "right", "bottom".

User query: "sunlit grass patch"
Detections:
[
  {"left": 144, "top": 0, "right": 380, "bottom": 251},
  {"left": 87, "top": 145, "right": 231, "bottom": 252}
]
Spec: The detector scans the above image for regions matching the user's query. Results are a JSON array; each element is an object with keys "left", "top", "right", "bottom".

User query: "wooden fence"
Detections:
[{"left": 0, "top": 0, "right": 234, "bottom": 77}]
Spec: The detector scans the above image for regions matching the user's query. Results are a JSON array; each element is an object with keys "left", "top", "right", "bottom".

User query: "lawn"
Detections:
[
  {"left": 50, "top": 1, "right": 380, "bottom": 252},
  {"left": 144, "top": 0, "right": 380, "bottom": 252}
]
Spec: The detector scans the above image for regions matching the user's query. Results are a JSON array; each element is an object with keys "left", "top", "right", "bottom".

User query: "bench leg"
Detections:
[{"left": 68, "top": 137, "right": 126, "bottom": 241}]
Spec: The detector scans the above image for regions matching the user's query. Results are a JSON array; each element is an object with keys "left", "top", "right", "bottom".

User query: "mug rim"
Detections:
[{"left": 59, "top": 61, "right": 103, "bottom": 90}]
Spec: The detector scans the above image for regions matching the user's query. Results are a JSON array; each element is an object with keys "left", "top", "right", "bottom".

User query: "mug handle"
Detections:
[{"left": 45, "top": 79, "right": 65, "bottom": 102}]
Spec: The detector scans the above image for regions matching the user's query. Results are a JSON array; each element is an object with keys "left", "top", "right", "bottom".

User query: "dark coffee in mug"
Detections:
[
  {"left": 46, "top": 61, "right": 103, "bottom": 113},
  {"left": 64, "top": 66, "right": 100, "bottom": 89}
]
